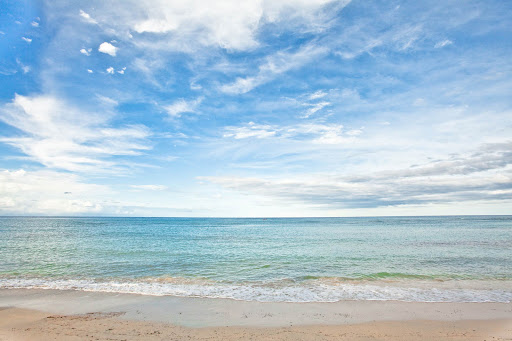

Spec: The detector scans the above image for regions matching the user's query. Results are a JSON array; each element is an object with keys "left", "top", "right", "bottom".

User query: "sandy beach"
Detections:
[
  {"left": 2, "top": 0, "right": 512, "bottom": 338},
  {"left": 1, "top": 289, "right": 511, "bottom": 340}
]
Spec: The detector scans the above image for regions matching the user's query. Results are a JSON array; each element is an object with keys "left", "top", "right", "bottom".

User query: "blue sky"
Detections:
[{"left": 0, "top": 0, "right": 511, "bottom": 216}]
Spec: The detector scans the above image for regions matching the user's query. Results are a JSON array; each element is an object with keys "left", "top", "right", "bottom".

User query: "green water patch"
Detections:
[{"left": 363, "top": 272, "right": 445, "bottom": 280}]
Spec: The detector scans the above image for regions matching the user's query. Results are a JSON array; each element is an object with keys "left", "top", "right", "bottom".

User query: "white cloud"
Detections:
[
  {"left": 98, "top": 42, "right": 118, "bottom": 56},
  {"left": 124, "top": 0, "right": 343, "bottom": 51},
  {"left": 0, "top": 169, "right": 211, "bottom": 216},
  {"left": 302, "top": 101, "right": 331, "bottom": 118},
  {"left": 87, "top": 69, "right": 93, "bottom": 73},
  {"left": 224, "top": 122, "right": 278, "bottom": 139},
  {"left": 80, "top": 48, "right": 92, "bottom": 56},
  {"left": 304, "top": 124, "right": 350, "bottom": 144},
  {"left": 335, "top": 38, "right": 383, "bottom": 59},
  {"left": 129, "top": 57, "right": 169, "bottom": 88},
  {"left": 21, "top": 37, "right": 32, "bottom": 43},
  {"left": 308, "top": 90, "right": 327, "bottom": 100},
  {"left": 130, "top": 184, "right": 168, "bottom": 191},
  {"left": 223, "top": 121, "right": 357, "bottom": 144},
  {"left": 106, "top": 67, "right": 115, "bottom": 74},
  {"left": 435, "top": 39, "right": 453, "bottom": 48},
  {"left": 190, "top": 81, "right": 202, "bottom": 90},
  {"left": 96, "top": 95, "right": 118, "bottom": 107},
  {"left": 79, "top": 9, "right": 97, "bottom": 24},
  {"left": 201, "top": 142, "right": 512, "bottom": 210},
  {"left": 42, "top": 0, "right": 347, "bottom": 64},
  {"left": 220, "top": 44, "right": 328, "bottom": 94},
  {"left": 334, "top": 21, "right": 426, "bottom": 60},
  {"left": 285, "top": 123, "right": 357, "bottom": 144},
  {"left": 346, "top": 128, "right": 363, "bottom": 136},
  {"left": 31, "top": 21, "right": 39, "bottom": 27},
  {"left": 16, "top": 59, "right": 30, "bottom": 73},
  {"left": 285, "top": 89, "right": 336, "bottom": 119},
  {"left": 164, "top": 97, "right": 203, "bottom": 118},
  {"left": 0, "top": 169, "right": 108, "bottom": 215},
  {"left": 0, "top": 169, "right": 109, "bottom": 215},
  {"left": 117, "top": 67, "right": 126, "bottom": 74},
  {"left": 0, "top": 94, "right": 151, "bottom": 173},
  {"left": 219, "top": 77, "right": 258, "bottom": 95}
]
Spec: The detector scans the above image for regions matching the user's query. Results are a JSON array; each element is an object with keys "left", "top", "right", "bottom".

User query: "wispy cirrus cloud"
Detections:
[
  {"left": 224, "top": 122, "right": 278, "bottom": 139},
  {"left": 219, "top": 44, "right": 328, "bottom": 94},
  {"left": 308, "top": 90, "right": 328, "bottom": 100},
  {"left": 79, "top": 9, "right": 97, "bottom": 24},
  {"left": 0, "top": 94, "right": 151, "bottom": 173},
  {"left": 434, "top": 39, "right": 453, "bottom": 48},
  {"left": 302, "top": 101, "right": 331, "bottom": 118},
  {"left": 223, "top": 121, "right": 359, "bottom": 145}
]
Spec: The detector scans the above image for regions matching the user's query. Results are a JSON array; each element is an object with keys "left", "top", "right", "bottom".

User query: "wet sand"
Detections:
[{"left": 1, "top": 289, "right": 511, "bottom": 340}]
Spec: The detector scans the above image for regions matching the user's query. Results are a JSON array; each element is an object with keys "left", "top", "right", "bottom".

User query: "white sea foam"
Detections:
[{"left": 1, "top": 277, "right": 511, "bottom": 303}]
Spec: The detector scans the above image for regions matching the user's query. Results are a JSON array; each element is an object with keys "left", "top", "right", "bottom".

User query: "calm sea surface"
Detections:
[{"left": 1, "top": 216, "right": 511, "bottom": 302}]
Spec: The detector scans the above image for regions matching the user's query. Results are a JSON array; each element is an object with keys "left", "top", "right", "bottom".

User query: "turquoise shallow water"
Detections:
[{"left": 1, "top": 216, "right": 511, "bottom": 302}]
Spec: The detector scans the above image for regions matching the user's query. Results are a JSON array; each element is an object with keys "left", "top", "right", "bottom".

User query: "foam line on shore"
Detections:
[{"left": 2, "top": 277, "right": 511, "bottom": 303}]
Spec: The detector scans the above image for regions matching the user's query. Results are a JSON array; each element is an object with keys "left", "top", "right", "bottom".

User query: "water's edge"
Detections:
[{"left": 2, "top": 277, "right": 511, "bottom": 303}]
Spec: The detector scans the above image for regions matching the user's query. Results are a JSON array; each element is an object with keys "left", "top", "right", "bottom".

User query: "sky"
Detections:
[{"left": 0, "top": 0, "right": 511, "bottom": 217}]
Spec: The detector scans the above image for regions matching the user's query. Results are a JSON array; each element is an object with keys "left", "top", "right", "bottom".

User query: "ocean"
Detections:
[{"left": 1, "top": 216, "right": 511, "bottom": 302}]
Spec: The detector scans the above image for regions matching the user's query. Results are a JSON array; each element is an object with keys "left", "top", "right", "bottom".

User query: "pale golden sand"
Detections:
[
  {"left": 1, "top": 308, "right": 511, "bottom": 341},
  {"left": 1, "top": 289, "right": 511, "bottom": 340}
]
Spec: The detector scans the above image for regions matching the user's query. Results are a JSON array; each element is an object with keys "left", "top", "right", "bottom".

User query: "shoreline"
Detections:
[
  {"left": 3, "top": 276, "right": 511, "bottom": 303},
  {"left": 1, "top": 289, "right": 511, "bottom": 340}
]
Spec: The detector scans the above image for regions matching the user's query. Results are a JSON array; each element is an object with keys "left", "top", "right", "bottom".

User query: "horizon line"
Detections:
[{"left": 0, "top": 214, "right": 510, "bottom": 219}]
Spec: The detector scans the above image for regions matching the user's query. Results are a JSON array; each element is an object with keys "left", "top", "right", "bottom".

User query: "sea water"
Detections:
[{"left": 1, "top": 216, "right": 511, "bottom": 302}]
